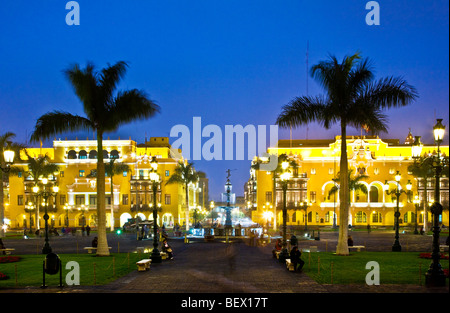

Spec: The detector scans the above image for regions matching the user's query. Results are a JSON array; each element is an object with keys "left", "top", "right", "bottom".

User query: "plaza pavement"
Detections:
[{"left": 0, "top": 229, "right": 448, "bottom": 294}]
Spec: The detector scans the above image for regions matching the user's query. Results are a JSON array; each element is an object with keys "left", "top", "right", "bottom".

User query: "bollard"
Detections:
[
  {"left": 93, "top": 263, "right": 96, "bottom": 285},
  {"left": 326, "top": 241, "right": 328, "bottom": 252},
  {"left": 308, "top": 252, "right": 311, "bottom": 266},
  {"left": 113, "top": 257, "right": 116, "bottom": 278},
  {"left": 419, "top": 262, "right": 422, "bottom": 286},
  {"left": 118, "top": 241, "right": 120, "bottom": 253},
  {"left": 184, "top": 233, "right": 189, "bottom": 243},
  {"left": 14, "top": 264, "right": 17, "bottom": 286},
  {"left": 77, "top": 241, "right": 79, "bottom": 254},
  {"left": 127, "top": 253, "right": 130, "bottom": 269},
  {"left": 318, "top": 256, "right": 320, "bottom": 275},
  {"left": 331, "top": 262, "right": 334, "bottom": 284}
]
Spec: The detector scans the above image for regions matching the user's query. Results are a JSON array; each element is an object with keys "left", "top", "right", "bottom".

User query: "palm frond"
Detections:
[{"left": 30, "top": 111, "right": 93, "bottom": 143}]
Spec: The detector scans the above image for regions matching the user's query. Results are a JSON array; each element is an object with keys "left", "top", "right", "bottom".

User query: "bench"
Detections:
[
  {"left": 348, "top": 245, "right": 366, "bottom": 252},
  {"left": 0, "top": 248, "right": 15, "bottom": 255},
  {"left": 439, "top": 245, "right": 449, "bottom": 252},
  {"left": 84, "top": 247, "right": 112, "bottom": 254},
  {"left": 136, "top": 259, "right": 152, "bottom": 272},
  {"left": 285, "top": 259, "right": 295, "bottom": 271}
]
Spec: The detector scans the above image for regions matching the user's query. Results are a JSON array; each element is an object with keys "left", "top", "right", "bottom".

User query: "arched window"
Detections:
[
  {"left": 103, "top": 150, "right": 109, "bottom": 159},
  {"left": 68, "top": 150, "right": 77, "bottom": 159},
  {"left": 369, "top": 186, "right": 379, "bottom": 202},
  {"left": 110, "top": 150, "right": 119, "bottom": 159},
  {"left": 79, "top": 150, "right": 87, "bottom": 159},
  {"left": 356, "top": 211, "right": 367, "bottom": 223},
  {"left": 89, "top": 150, "right": 97, "bottom": 159}
]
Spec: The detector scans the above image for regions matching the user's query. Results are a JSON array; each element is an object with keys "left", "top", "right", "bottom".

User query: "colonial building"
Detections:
[
  {"left": 245, "top": 135, "right": 449, "bottom": 229},
  {"left": 4, "top": 137, "right": 203, "bottom": 230}
]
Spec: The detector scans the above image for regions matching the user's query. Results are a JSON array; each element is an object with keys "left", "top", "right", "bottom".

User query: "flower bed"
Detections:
[
  {"left": 0, "top": 272, "right": 9, "bottom": 280},
  {"left": 0, "top": 256, "right": 21, "bottom": 263},
  {"left": 419, "top": 253, "right": 449, "bottom": 260}
]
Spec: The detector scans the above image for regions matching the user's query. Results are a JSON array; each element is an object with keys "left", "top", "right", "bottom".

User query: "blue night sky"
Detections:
[{"left": 1, "top": 0, "right": 448, "bottom": 200}]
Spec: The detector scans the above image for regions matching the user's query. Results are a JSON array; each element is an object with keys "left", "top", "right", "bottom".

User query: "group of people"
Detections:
[{"left": 272, "top": 237, "right": 305, "bottom": 273}]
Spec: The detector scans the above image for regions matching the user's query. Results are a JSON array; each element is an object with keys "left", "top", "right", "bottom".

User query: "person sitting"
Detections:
[
  {"left": 272, "top": 239, "right": 282, "bottom": 258},
  {"left": 347, "top": 235, "right": 354, "bottom": 247},
  {"left": 91, "top": 237, "right": 98, "bottom": 248},
  {"left": 162, "top": 239, "right": 173, "bottom": 260},
  {"left": 290, "top": 246, "right": 305, "bottom": 272},
  {"left": 0, "top": 238, "right": 6, "bottom": 255}
]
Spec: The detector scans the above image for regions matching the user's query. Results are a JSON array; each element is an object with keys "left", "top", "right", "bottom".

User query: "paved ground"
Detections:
[{"left": 1, "top": 229, "right": 449, "bottom": 295}]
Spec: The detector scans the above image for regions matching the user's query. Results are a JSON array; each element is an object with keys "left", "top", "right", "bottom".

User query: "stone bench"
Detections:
[
  {"left": 136, "top": 259, "right": 152, "bottom": 272},
  {"left": 348, "top": 245, "right": 366, "bottom": 252},
  {"left": 84, "top": 247, "right": 112, "bottom": 254},
  {"left": 285, "top": 258, "right": 295, "bottom": 271},
  {"left": 0, "top": 248, "right": 15, "bottom": 255}
]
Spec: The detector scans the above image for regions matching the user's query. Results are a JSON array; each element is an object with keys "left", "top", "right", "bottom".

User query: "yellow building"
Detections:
[
  {"left": 5, "top": 137, "right": 202, "bottom": 231},
  {"left": 246, "top": 135, "right": 449, "bottom": 229}
]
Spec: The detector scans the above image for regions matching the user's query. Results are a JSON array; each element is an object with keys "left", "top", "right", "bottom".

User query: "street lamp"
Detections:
[
  {"left": 25, "top": 202, "right": 35, "bottom": 234},
  {"left": 426, "top": 119, "right": 446, "bottom": 287},
  {"left": 1, "top": 141, "right": 15, "bottom": 238},
  {"left": 63, "top": 203, "right": 71, "bottom": 227},
  {"left": 384, "top": 172, "right": 411, "bottom": 252},
  {"left": 149, "top": 156, "right": 162, "bottom": 263},
  {"left": 278, "top": 161, "right": 292, "bottom": 262},
  {"left": 299, "top": 201, "right": 312, "bottom": 231},
  {"left": 413, "top": 195, "right": 420, "bottom": 235},
  {"left": 33, "top": 177, "right": 59, "bottom": 254}
]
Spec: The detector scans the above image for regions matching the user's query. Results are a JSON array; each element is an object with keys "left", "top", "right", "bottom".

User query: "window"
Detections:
[
  {"left": 18, "top": 171, "right": 22, "bottom": 178},
  {"left": 18, "top": 195, "right": 24, "bottom": 206},
  {"left": 60, "top": 195, "right": 66, "bottom": 205},
  {"left": 79, "top": 170, "right": 85, "bottom": 177},
  {"left": 356, "top": 211, "right": 367, "bottom": 223},
  {"left": 123, "top": 171, "right": 127, "bottom": 177},
  {"left": 165, "top": 170, "right": 170, "bottom": 177},
  {"left": 89, "top": 195, "right": 97, "bottom": 205},
  {"left": 106, "top": 195, "right": 111, "bottom": 205},
  {"left": 165, "top": 194, "right": 171, "bottom": 205},
  {"left": 60, "top": 171, "right": 64, "bottom": 177},
  {"left": 265, "top": 191, "right": 272, "bottom": 203},
  {"left": 122, "top": 194, "right": 129, "bottom": 205},
  {"left": 311, "top": 168, "right": 316, "bottom": 175},
  {"left": 310, "top": 191, "right": 316, "bottom": 203},
  {"left": 75, "top": 195, "right": 85, "bottom": 205}
]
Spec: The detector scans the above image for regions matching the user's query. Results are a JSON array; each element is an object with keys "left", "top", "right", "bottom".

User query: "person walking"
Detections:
[{"left": 86, "top": 225, "right": 91, "bottom": 236}]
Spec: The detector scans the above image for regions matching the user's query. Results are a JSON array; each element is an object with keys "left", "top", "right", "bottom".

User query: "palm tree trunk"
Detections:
[
  {"left": 110, "top": 176, "right": 114, "bottom": 232},
  {"left": 336, "top": 123, "right": 349, "bottom": 255},
  {"left": 96, "top": 130, "right": 109, "bottom": 256},
  {"left": 185, "top": 183, "right": 190, "bottom": 231}
]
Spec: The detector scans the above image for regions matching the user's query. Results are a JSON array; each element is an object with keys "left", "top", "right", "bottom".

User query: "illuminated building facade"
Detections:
[
  {"left": 246, "top": 134, "right": 449, "bottom": 229},
  {"left": 4, "top": 137, "right": 202, "bottom": 230}
]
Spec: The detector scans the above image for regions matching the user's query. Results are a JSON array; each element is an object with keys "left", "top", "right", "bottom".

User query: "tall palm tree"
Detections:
[
  {"left": 89, "top": 159, "right": 130, "bottom": 231},
  {"left": 276, "top": 52, "right": 417, "bottom": 255},
  {"left": 166, "top": 161, "right": 199, "bottom": 231},
  {"left": 30, "top": 61, "right": 160, "bottom": 256},
  {"left": 1, "top": 132, "right": 23, "bottom": 237},
  {"left": 10, "top": 150, "right": 60, "bottom": 231}
]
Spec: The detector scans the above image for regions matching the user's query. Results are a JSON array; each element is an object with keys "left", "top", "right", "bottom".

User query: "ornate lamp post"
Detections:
[
  {"left": 25, "top": 202, "right": 35, "bottom": 234},
  {"left": 428, "top": 119, "right": 446, "bottom": 287},
  {"left": 33, "top": 177, "right": 59, "bottom": 254},
  {"left": 384, "top": 172, "right": 411, "bottom": 252},
  {"left": 278, "top": 161, "right": 292, "bottom": 262},
  {"left": 149, "top": 156, "right": 162, "bottom": 263},
  {"left": 1, "top": 141, "right": 15, "bottom": 237},
  {"left": 411, "top": 119, "right": 446, "bottom": 287},
  {"left": 300, "top": 201, "right": 312, "bottom": 231},
  {"left": 63, "top": 203, "right": 71, "bottom": 227},
  {"left": 413, "top": 195, "right": 420, "bottom": 235}
]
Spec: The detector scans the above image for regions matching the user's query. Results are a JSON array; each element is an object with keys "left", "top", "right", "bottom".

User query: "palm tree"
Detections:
[
  {"left": 1, "top": 132, "right": 24, "bottom": 237},
  {"left": 10, "top": 150, "right": 60, "bottom": 232},
  {"left": 30, "top": 61, "right": 160, "bottom": 256},
  {"left": 328, "top": 169, "right": 369, "bottom": 207},
  {"left": 276, "top": 52, "right": 417, "bottom": 255},
  {"left": 89, "top": 159, "right": 130, "bottom": 231},
  {"left": 165, "top": 161, "right": 199, "bottom": 231}
]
